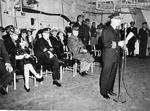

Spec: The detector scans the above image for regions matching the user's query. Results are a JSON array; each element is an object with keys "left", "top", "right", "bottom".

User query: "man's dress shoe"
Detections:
[
  {"left": 53, "top": 81, "right": 62, "bottom": 87},
  {"left": 102, "top": 94, "right": 110, "bottom": 99},
  {"left": 108, "top": 92, "right": 117, "bottom": 96}
]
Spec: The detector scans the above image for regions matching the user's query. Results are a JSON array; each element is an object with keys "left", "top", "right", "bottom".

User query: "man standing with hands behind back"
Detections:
[{"left": 99, "top": 12, "right": 124, "bottom": 99}]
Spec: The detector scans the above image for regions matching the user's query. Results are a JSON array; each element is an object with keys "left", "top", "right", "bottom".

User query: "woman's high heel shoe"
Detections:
[{"left": 24, "top": 85, "right": 30, "bottom": 92}]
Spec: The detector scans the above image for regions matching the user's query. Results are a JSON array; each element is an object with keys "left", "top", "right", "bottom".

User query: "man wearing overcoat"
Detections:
[{"left": 100, "top": 13, "right": 123, "bottom": 99}]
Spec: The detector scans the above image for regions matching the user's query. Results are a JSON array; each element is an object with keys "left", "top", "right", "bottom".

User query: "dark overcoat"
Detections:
[{"left": 102, "top": 25, "right": 121, "bottom": 62}]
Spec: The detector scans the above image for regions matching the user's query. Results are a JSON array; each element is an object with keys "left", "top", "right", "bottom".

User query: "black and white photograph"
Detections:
[{"left": 0, "top": 0, "right": 150, "bottom": 110}]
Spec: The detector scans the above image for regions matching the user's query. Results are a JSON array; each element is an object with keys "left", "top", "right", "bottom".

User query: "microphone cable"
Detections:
[{"left": 121, "top": 25, "right": 134, "bottom": 99}]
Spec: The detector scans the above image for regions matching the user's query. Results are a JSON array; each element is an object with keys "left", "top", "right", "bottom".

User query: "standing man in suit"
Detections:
[
  {"left": 74, "top": 15, "right": 85, "bottom": 43},
  {"left": 90, "top": 22, "right": 97, "bottom": 47},
  {"left": 99, "top": 13, "right": 124, "bottom": 99},
  {"left": 0, "top": 26, "right": 13, "bottom": 95},
  {"left": 83, "top": 18, "right": 90, "bottom": 45}
]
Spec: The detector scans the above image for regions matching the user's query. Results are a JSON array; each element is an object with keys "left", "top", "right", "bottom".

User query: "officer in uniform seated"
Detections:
[{"left": 34, "top": 28, "right": 62, "bottom": 87}]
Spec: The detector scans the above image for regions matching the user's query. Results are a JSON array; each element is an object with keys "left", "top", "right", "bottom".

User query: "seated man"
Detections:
[
  {"left": 67, "top": 24, "right": 94, "bottom": 76},
  {"left": 0, "top": 26, "right": 13, "bottom": 95},
  {"left": 34, "top": 28, "right": 62, "bottom": 87}
]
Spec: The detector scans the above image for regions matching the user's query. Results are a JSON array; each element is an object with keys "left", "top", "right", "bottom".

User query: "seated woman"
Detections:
[
  {"left": 33, "top": 29, "right": 43, "bottom": 46},
  {"left": 67, "top": 24, "right": 94, "bottom": 76},
  {"left": 3, "top": 26, "right": 43, "bottom": 92}
]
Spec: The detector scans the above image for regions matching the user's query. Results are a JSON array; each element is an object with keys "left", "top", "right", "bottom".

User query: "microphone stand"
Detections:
[{"left": 113, "top": 27, "right": 127, "bottom": 103}]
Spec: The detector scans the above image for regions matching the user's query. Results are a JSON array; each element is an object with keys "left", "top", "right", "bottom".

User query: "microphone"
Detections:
[
  {"left": 123, "top": 23, "right": 128, "bottom": 44},
  {"left": 113, "top": 23, "right": 130, "bottom": 104}
]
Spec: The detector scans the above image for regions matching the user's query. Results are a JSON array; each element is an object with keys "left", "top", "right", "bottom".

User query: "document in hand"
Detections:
[{"left": 125, "top": 32, "right": 134, "bottom": 43}]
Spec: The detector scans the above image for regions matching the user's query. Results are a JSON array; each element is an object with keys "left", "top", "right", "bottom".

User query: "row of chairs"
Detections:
[
  {"left": 13, "top": 51, "right": 76, "bottom": 90},
  {"left": 13, "top": 44, "right": 102, "bottom": 90}
]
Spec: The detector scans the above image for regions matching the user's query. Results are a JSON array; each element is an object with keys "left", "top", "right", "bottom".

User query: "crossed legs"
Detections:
[{"left": 24, "top": 63, "right": 42, "bottom": 90}]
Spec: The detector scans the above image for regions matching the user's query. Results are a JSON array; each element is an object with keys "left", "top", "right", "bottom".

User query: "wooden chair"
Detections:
[
  {"left": 13, "top": 55, "right": 39, "bottom": 90},
  {"left": 59, "top": 51, "right": 78, "bottom": 78},
  {"left": 13, "top": 66, "right": 37, "bottom": 90},
  {"left": 92, "top": 44, "right": 102, "bottom": 67},
  {"left": 36, "top": 58, "right": 63, "bottom": 83}
]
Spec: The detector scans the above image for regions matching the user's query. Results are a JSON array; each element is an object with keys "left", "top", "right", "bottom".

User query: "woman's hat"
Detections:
[
  {"left": 4, "top": 25, "right": 15, "bottom": 33},
  {"left": 5, "top": 25, "right": 20, "bottom": 34},
  {"left": 51, "top": 27, "right": 58, "bottom": 32}
]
